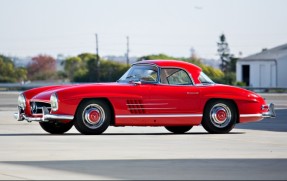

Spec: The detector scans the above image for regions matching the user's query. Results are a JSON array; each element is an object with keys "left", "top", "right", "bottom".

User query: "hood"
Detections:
[{"left": 30, "top": 82, "right": 120, "bottom": 102}]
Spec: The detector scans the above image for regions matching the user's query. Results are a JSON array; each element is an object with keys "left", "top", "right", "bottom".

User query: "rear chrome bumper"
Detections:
[
  {"left": 262, "top": 103, "right": 276, "bottom": 118},
  {"left": 14, "top": 106, "right": 74, "bottom": 123}
]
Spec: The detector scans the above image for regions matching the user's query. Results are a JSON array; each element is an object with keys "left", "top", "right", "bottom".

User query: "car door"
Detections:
[{"left": 147, "top": 68, "right": 201, "bottom": 114}]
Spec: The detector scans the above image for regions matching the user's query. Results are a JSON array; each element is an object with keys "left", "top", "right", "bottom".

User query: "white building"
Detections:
[
  {"left": 236, "top": 44, "right": 287, "bottom": 88},
  {"left": 10, "top": 56, "right": 32, "bottom": 68},
  {"left": 56, "top": 54, "right": 65, "bottom": 71}
]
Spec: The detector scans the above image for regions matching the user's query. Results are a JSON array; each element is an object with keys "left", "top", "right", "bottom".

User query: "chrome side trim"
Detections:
[
  {"left": 14, "top": 106, "right": 74, "bottom": 123},
  {"left": 240, "top": 114, "right": 262, "bottom": 118},
  {"left": 116, "top": 114, "right": 203, "bottom": 118},
  {"left": 128, "top": 108, "right": 176, "bottom": 110},
  {"left": 126, "top": 103, "right": 168, "bottom": 106}
]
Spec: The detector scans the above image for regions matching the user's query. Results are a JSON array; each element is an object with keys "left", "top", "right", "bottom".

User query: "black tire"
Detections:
[
  {"left": 202, "top": 100, "right": 237, "bottom": 134},
  {"left": 165, "top": 126, "right": 193, "bottom": 134},
  {"left": 74, "top": 99, "right": 111, "bottom": 135},
  {"left": 39, "top": 121, "right": 74, "bottom": 134}
]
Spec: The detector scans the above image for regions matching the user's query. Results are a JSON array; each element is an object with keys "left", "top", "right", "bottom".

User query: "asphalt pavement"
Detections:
[{"left": 0, "top": 92, "right": 286, "bottom": 180}]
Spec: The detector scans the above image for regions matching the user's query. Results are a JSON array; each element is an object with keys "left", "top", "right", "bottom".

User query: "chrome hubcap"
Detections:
[
  {"left": 82, "top": 104, "right": 105, "bottom": 129},
  {"left": 210, "top": 103, "right": 232, "bottom": 128}
]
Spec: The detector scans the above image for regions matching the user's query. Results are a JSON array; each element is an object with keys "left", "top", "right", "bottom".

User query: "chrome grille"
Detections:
[{"left": 30, "top": 102, "right": 51, "bottom": 114}]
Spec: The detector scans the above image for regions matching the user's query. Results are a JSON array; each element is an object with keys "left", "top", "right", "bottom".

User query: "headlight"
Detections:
[
  {"left": 50, "top": 93, "right": 59, "bottom": 111},
  {"left": 18, "top": 94, "right": 26, "bottom": 109}
]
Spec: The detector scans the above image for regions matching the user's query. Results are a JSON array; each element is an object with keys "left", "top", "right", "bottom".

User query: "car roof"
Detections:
[
  {"left": 134, "top": 60, "right": 202, "bottom": 84},
  {"left": 134, "top": 59, "right": 201, "bottom": 71}
]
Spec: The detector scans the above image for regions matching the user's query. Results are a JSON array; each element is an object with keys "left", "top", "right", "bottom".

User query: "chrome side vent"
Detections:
[{"left": 126, "top": 100, "right": 145, "bottom": 114}]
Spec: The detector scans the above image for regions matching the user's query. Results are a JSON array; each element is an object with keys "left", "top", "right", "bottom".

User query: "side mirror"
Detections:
[
  {"left": 129, "top": 80, "right": 142, "bottom": 85},
  {"left": 133, "top": 80, "right": 142, "bottom": 85}
]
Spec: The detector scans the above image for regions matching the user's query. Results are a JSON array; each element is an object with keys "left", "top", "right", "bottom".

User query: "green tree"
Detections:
[
  {"left": 228, "top": 56, "right": 238, "bottom": 72},
  {"left": 217, "top": 34, "right": 231, "bottom": 73},
  {"left": 63, "top": 56, "right": 87, "bottom": 81},
  {"left": 99, "top": 60, "right": 129, "bottom": 82},
  {"left": 216, "top": 34, "right": 242, "bottom": 85},
  {"left": 79, "top": 53, "right": 99, "bottom": 82},
  {"left": 0, "top": 55, "right": 27, "bottom": 82},
  {"left": 62, "top": 53, "right": 129, "bottom": 82},
  {"left": 15, "top": 67, "right": 28, "bottom": 82}
]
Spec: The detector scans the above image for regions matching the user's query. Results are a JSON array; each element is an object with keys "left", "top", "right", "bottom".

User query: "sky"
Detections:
[{"left": 0, "top": 0, "right": 287, "bottom": 59}]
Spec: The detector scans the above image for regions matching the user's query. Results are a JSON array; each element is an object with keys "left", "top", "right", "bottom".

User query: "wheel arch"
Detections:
[
  {"left": 75, "top": 97, "right": 115, "bottom": 125},
  {"left": 203, "top": 98, "right": 239, "bottom": 123}
]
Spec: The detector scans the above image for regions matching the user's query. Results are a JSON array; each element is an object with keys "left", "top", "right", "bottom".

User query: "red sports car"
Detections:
[{"left": 14, "top": 60, "right": 276, "bottom": 134}]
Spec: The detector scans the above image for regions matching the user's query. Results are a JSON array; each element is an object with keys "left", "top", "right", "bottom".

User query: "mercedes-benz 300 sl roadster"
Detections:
[{"left": 14, "top": 60, "right": 276, "bottom": 134}]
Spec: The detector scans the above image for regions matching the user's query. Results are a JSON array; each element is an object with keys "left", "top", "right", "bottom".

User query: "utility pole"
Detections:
[
  {"left": 95, "top": 33, "right": 100, "bottom": 82},
  {"left": 190, "top": 47, "right": 195, "bottom": 59},
  {"left": 95, "top": 33, "right": 99, "bottom": 57},
  {"left": 126, "top": 36, "right": 130, "bottom": 66}
]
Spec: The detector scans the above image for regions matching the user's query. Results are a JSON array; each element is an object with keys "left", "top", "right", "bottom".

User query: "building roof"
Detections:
[{"left": 239, "top": 43, "right": 287, "bottom": 61}]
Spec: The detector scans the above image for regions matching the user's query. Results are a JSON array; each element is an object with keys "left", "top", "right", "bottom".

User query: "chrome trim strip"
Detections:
[
  {"left": 240, "top": 114, "right": 262, "bottom": 118},
  {"left": 126, "top": 103, "right": 168, "bottom": 106},
  {"left": 128, "top": 108, "right": 176, "bottom": 110},
  {"left": 30, "top": 99, "right": 51, "bottom": 103},
  {"left": 116, "top": 114, "right": 203, "bottom": 118}
]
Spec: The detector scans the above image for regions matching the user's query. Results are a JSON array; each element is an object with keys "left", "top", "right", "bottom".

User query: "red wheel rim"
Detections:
[
  {"left": 216, "top": 109, "right": 227, "bottom": 122},
  {"left": 88, "top": 109, "right": 101, "bottom": 123}
]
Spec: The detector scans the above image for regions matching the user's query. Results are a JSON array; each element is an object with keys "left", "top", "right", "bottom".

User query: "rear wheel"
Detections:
[
  {"left": 74, "top": 99, "right": 111, "bottom": 135},
  {"left": 202, "top": 100, "right": 237, "bottom": 134},
  {"left": 39, "top": 121, "right": 74, "bottom": 134},
  {"left": 165, "top": 126, "right": 193, "bottom": 134}
]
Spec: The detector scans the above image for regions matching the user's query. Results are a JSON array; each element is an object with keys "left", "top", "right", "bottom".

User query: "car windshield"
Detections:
[
  {"left": 198, "top": 72, "right": 214, "bottom": 84},
  {"left": 118, "top": 64, "right": 158, "bottom": 83}
]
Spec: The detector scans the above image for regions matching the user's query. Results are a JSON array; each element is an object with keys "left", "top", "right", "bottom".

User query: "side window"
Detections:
[
  {"left": 119, "top": 65, "right": 158, "bottom": 83},
  {"left": 160, "top": 68, "right": 192, "bottom": 85}
]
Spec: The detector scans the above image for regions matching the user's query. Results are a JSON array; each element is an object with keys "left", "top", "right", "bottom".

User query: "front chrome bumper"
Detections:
[
  {"left": 14, "top": 106, "right": 74, "bottom": 123},
  {"left": 262, "top": 103, "right": 276, "bottom": 118}
]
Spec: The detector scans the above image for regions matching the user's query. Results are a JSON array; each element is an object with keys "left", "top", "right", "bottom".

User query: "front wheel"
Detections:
[
  {"left": 39, "top": 121, "right": 74, "bottom": 134},
  {"left": 202, "top": 100, "right": 237, "bottom": 134},
  {"left": 74, "top": 99, "right": 111, "bottom": 135},
  {"left": 165, "top": 126, "right": 193, "bottom": 134}
]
